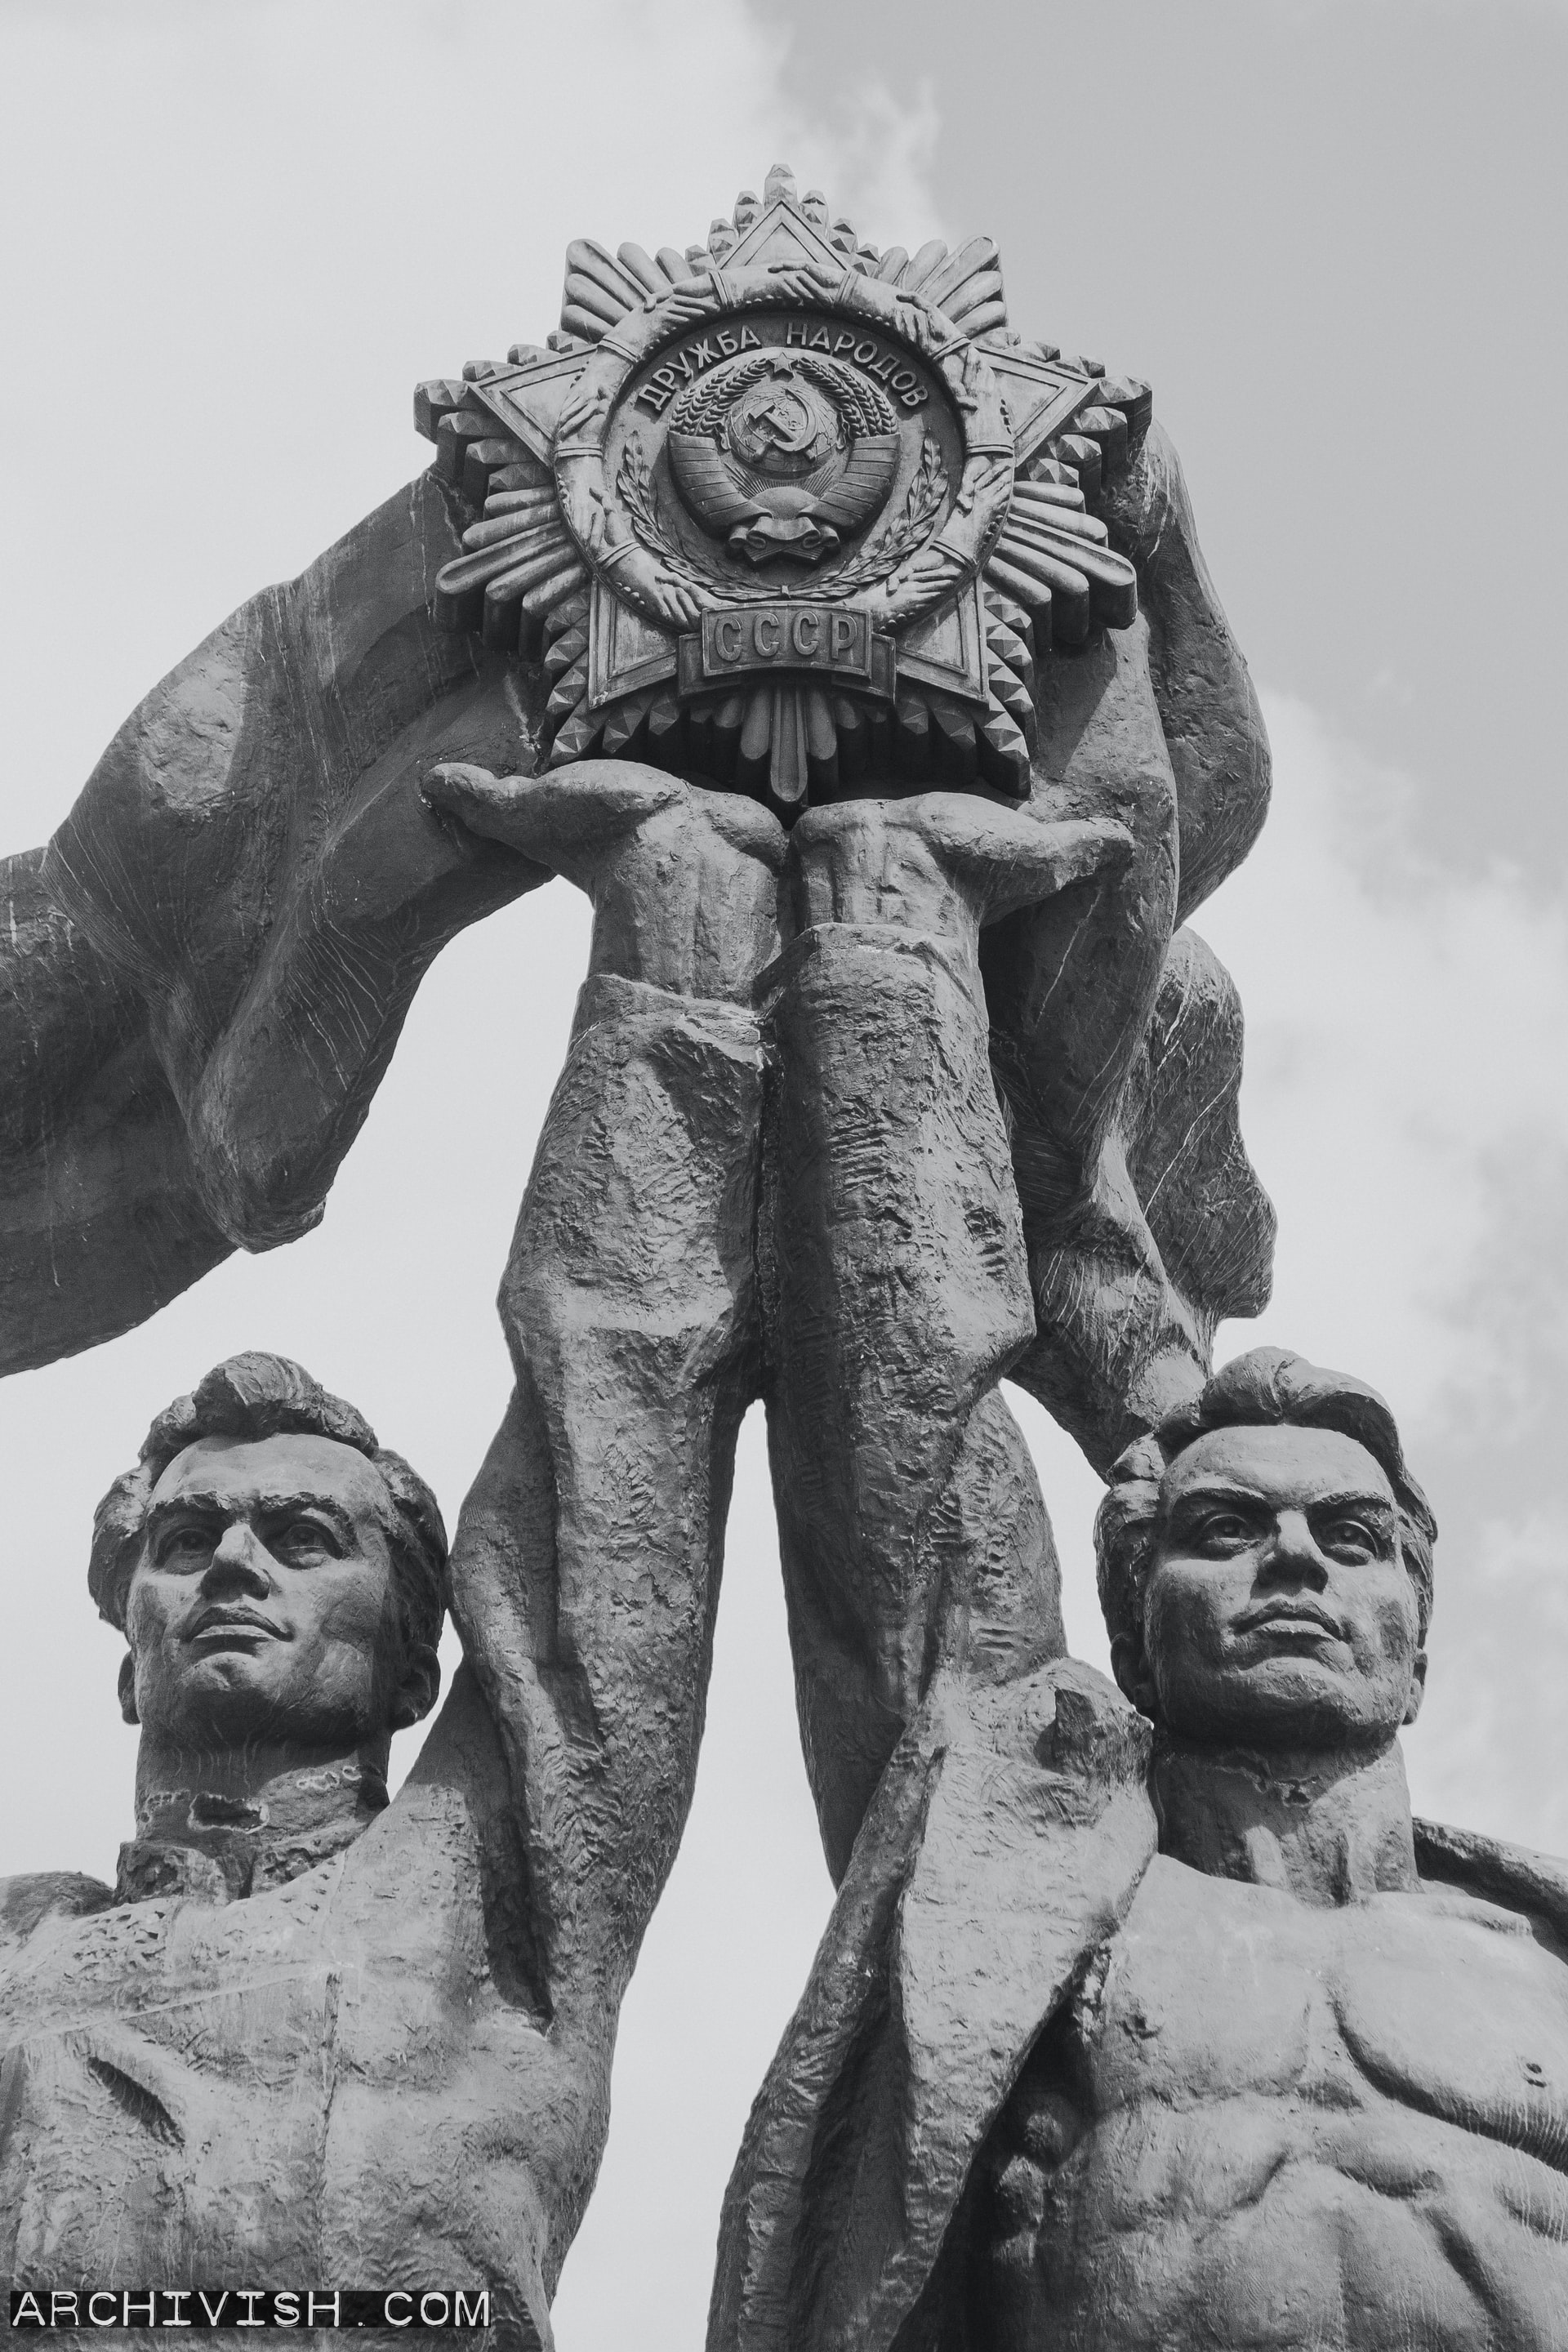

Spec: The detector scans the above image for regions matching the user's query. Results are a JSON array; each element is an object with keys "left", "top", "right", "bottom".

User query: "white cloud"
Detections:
[
  {"left": 1414, "top": 1511, "right": 1568, "bottom": 1848},
  {"left": 786, "top": 69, "right": 944, "bottom": 250},
  {"left": 1198, "top": 690, "right": 1568, "bottom": 1851}
]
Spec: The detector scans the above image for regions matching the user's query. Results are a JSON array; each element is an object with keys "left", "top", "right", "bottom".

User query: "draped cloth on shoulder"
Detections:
[
  {"left": 1413, "top": 1817, "right": 1568, "bottom": 1946},
  {"left": 708, "top": 1659, "right": 1156, "bottom": 2352},
  {"left": 710, "top": 1655, "right": 1568, "bottom": 2352}
]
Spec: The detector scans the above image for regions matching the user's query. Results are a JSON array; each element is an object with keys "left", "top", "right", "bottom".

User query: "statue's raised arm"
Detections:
[
  {"left": 0, "top": 163, "right": 1313, "bottom": 2346},
  {"left": 1, "top": 473, "right": 547, "bottom": 1374},
  {"left": 981, "top": 403, "right": 1276, "bottom": 1471}
]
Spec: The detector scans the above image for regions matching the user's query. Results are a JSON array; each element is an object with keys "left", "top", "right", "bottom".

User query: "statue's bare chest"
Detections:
[
  {"left": 1087, "top": 1857, "right": 1568, "bottom": 2153},
  {"left": 980, "top": 1856, "right": 1568, "bottom": 2350}
]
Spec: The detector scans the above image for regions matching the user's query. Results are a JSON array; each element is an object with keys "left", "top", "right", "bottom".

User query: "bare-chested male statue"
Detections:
[{"left": 716, "top": 1349, "right": 1568, "bottom": 2352}]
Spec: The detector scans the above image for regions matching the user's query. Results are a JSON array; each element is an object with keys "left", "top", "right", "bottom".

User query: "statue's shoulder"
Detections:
[
  {"left": 0, "top": 1870, "right": 115, "bottom": 1952},
  {"left": 1415, "top": 1817, "right": 1568, "bottom": 1953}
]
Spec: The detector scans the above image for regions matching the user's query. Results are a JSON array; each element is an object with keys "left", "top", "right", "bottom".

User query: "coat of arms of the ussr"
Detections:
[{"left": 416, "top": 165, "right": 1151, "bottom": 808}]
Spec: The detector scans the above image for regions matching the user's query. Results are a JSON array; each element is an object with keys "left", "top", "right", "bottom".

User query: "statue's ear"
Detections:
[
  {"left": 1110, "top": 1632, "right": 1159, "bottom": 1721},
  {"left": 1402, "top": 1647, "right": 1428, "bottom": 1727},
  {"left": 390, "top": 1642, "right": 442, "bottom": 1731},
  {"left": 118, "top": 1651, "right": 140, "bottom": 1726}
]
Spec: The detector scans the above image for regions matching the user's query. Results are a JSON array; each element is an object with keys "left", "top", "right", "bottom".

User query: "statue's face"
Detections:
[
  {"left": 123, "top": 1432, "right": 410, "bottom": 1752},
  {"left": 1129, "top": 1423, "right": 1425, "bottom": 1752}
]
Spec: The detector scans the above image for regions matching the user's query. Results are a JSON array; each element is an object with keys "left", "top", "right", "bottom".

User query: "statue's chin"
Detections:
[
  {"left": 1154, "top": 1659, "right": 1405, "bottom": 1757},
  {"left": 143, "top": 1655, "right": 380, "bottom": 1757}
]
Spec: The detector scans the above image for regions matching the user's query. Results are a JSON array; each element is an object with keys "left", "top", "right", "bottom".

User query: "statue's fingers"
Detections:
[
  {"left": 658, "top": 583, "right": 705, "bottom": 630},
  {"left": 987, "top": 816, "right": 1136, "bottom": 918},
  {"left": 926, "top": 804, "right": 1133, "bottom": 921},
  {"left": 421, "top": 761, "right": 526, "bottom": 846},
  {"left": 915, "top": 794, "right": 1134, "bottom": 909},
  {"left": 424, "top": 758, "right": 682, "bottom": 872},
  {"left": 514, "top": 762, "right": 684, "bottom": 847},
  {"left": 1031, "top": 817, "right": 1138, "bottom": 892}
]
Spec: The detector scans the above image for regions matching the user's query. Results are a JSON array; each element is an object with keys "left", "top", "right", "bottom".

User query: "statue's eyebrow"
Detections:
[
  {"left": 1166, "top": 1481, "right": 1273, "bottom": 1511},
  {"left": 1166, "top": 1481, "right": 1396, "bottom": 1518},
  {"left": 1306, "top": 1489, "right": 1397, "bottom": 1521},
  {"left": 144, "top": 1493, "right": 359, "bottom": 1539}
]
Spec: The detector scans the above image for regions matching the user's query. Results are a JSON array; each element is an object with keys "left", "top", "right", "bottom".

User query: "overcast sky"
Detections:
[{"left": 2, "top": 6, "right": 1565, "bottom": 2348}]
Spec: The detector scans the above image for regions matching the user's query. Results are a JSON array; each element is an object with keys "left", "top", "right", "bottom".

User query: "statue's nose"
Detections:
[
  {"left": 201, "top": 1520, "right": 274, "bottom": 1596},
  {"left": 1258, "top": 1509, "right": 1330, "bottom": 1588}
]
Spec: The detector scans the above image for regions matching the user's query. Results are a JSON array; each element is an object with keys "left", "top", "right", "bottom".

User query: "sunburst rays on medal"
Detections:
[{"left": 416, "top": 164, "right": 1151, "bottom": 810}]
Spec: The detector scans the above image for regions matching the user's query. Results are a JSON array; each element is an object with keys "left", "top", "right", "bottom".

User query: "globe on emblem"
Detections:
[{"left": 668, "top": 351, "right": 901, "bottom": 567}]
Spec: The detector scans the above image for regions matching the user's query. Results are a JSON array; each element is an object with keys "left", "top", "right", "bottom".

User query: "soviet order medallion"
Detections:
[{"left": 418, "top": 166, "right": 1149, "bottom": 809}]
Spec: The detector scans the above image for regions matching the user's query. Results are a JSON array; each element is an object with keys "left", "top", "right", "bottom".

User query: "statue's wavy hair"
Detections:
[
  {"left": 88, "top": 1352, "right": 448, "bottom": 1664},
  {"left": 1095, "top": 1348, "right": 1437, "bottom": 1658}
]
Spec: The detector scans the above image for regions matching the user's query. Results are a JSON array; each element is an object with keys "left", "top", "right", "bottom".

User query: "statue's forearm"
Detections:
[
  {"left": 980, "top": 613, "right": 1266, "bottom": 1472},
  {"left": 425, "top": 762, "right": 787, "bottom": 1009},
  {"left": 765, "top": 800, "right": 1091, "bottom": 1874},
  {"left": 1101, "top": 421, "right": 1272, "bottom": 923},
  {"left": 451, "top": 978, "right": 767, "bottom": 2017},
  {"left": 1006, "top": 924, "right": 1275, "bottom": 1473},
  {"left": 1009, "top": 1142, "right": 1207, "bottom": 1475},
  {"left": 983, "top": 617, "right": 1180, "bottom": 1210}
]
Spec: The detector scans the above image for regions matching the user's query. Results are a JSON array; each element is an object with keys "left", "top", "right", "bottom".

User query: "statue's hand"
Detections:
[
  {"left": 429, "top": 761, "right": 785, "bottom": 996},
  {"left": 766, "top": 261, "right": 850, "bottom": 305},
  {"left": 916, "top": 798, "right": 1137, "bottom": 921},
  {"left": 425, "top": 762, "right": 785, "bottom": 890},
  {"left": 555, "top": 375, "right": 610, "bottom": 443},
  {"left": 642, "top": 573, "right": 710, "bottom": 632},
  {"left": 791, "top": 793, "right": 1134, "bottom": 934},
  {"left": 875, "top": 547, "right": 964, "bottom": 625},
  {"left": 424, "top": 760, "right": 683, "bottom": 872},
  {"left": 656, "top": 279, "right": 725, "bottom": 328}
]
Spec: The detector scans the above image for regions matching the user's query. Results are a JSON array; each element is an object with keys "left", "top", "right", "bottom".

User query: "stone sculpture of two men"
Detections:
[
  {"left": 1, "top": 183, "right": 1278, "bottom": 2327},
  {"left": 7, "top": 1348, "right": 1567, "bottom": 2350},
  {"left": 5, "top": 171, "right": 1566, "bottom": 2350}
]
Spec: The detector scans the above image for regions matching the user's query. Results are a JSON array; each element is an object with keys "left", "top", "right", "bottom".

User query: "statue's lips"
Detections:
[
  {"left": 1234, "top": 1601, "right": 1344, "bottom": 1644},
  {"left": 185, "top": 1607, "right": 287, "bottom": 1646}
]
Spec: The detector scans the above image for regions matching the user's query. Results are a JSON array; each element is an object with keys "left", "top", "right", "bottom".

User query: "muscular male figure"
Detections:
[
  {"left": 978, "top": 1372, "right": 1568, "bottom": 2350},
  {"left": 714, "top": 1351, "right": 1568, "bottom": 2352}
]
